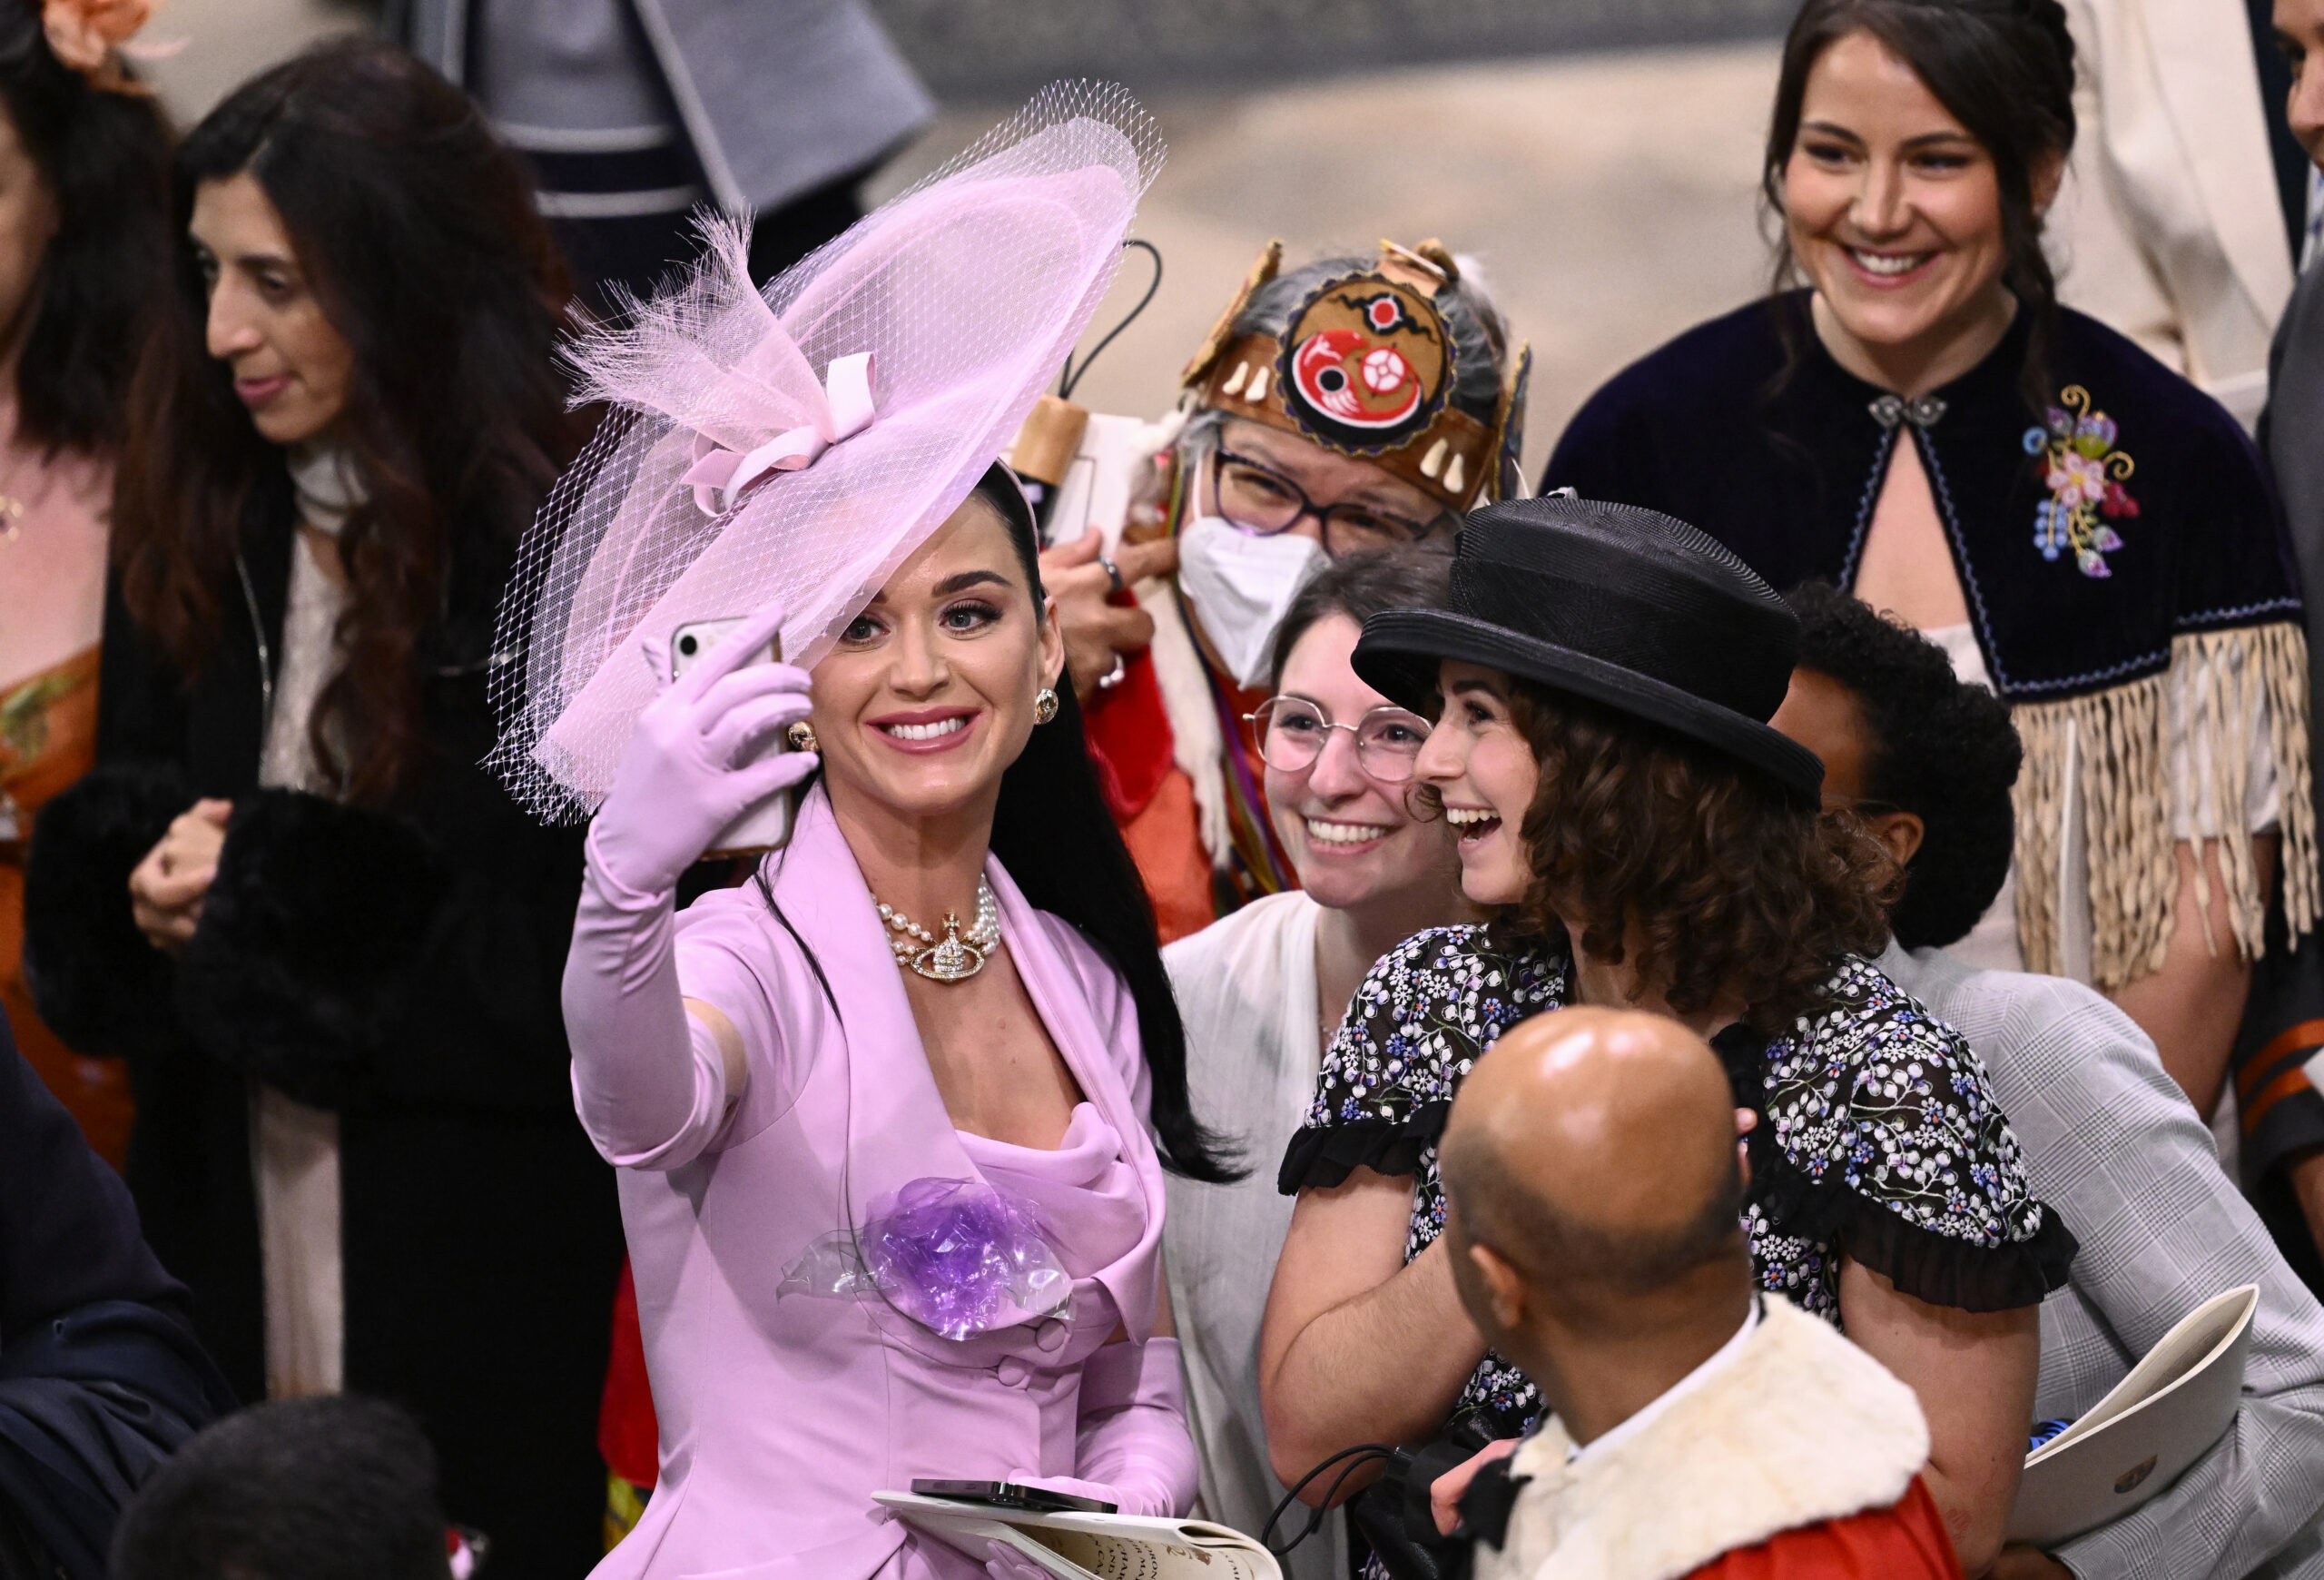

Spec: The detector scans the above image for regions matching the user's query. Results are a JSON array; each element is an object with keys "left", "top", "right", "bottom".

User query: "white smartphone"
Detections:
[{"left": 670, "top": 616, "right": 796, "bottom": 857}]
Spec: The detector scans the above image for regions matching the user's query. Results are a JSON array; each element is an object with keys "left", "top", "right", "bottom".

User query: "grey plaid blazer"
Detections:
[{"left": 1884, "top": 945, "right": 2324, "bottom": 1578}]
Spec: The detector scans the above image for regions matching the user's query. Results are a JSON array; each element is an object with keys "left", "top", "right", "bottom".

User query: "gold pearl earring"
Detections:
[
  {"left": 1033, "top": 687, "right": 1059, "bottom": 726},
  {"left": 786, "top": 720, "right": 819, "bottom": 753}
]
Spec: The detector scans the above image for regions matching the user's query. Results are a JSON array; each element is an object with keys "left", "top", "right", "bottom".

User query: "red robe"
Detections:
[{"left": 1689, "top": 1476, "right": 1961, "bottom": 1580}]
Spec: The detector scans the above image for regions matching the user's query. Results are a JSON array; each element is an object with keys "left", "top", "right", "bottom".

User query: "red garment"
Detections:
[
  {"left": 1080, "top": 648, "right": 1175, "bottom": 821},
  {"left": 1687, "top": 1476, "right": 1961, "bottom": 1580},
  {"left": 599, "top": 1259, "right": 658, "bottom": 1490},
  {"left": 1118, "top": 767, "right": 1216, "bottom": 944}
]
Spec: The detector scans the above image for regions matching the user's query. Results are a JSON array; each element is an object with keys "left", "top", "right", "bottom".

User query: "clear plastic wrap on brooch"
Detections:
[{"left": 778, "top": 1177, "right": 1071, "bottom": 1340}]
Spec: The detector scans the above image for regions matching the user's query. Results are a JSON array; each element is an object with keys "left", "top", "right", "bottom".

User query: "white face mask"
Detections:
[{"left": 1176, "top": 513, "right": 1329, "bottom": 689}]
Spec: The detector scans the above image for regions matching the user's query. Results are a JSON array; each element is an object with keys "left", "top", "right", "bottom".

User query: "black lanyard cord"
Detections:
[{"left": 1260, "top": 1443, "right": 1406, "bottom": 1557}]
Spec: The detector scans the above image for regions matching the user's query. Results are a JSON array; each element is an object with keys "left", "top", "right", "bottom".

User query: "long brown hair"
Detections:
[
  {"left": 113, "top": 37, "right": 582, "bottom": 805},
  {"left": 1502, "top": 685, "right": 1897, "bottom": 1035},
  {"left": 1762, "top": 0, "right": 2077, "bottom": 412},
  {"left": 0, "top": 5, "right": 171, "bottom": 453}
]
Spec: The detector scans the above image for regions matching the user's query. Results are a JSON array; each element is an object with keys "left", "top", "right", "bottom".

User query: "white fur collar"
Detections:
[{"left": 1478, "top": 1298, "right": 1931, "bottom": 1580}]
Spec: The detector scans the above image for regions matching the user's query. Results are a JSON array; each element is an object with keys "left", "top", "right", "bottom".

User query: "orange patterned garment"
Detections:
[
  {"left": 0, "top": 643, "right": 130, "bottom": 1163},
  {"left": 0, "top": 421, "right": 129, "bottom": 1165}
]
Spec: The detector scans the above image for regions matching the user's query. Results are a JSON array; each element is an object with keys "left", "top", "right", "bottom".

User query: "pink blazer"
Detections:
[{"left": 583, "top": 785, "right": 1167, "bottom": 1579}]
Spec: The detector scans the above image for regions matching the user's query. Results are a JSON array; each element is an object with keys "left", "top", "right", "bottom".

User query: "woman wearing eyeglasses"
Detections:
[
  {"left": 1160, "top": 546, "right": 1474, "bottom": 1578},
  {"left": 1261, "top": 497, "right": 2073, "bottom": 1579},
  {"left": 1039, "top": 241, "right": 1521, "bottom": 945}
]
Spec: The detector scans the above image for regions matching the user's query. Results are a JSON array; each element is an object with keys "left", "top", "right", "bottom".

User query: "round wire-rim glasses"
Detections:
[
  {"left": 1209, "top": 444, "right": 1457, "bottom": 558},
  {"left": 1245, "top": 696, "right": 1431, "bottom": 783}
]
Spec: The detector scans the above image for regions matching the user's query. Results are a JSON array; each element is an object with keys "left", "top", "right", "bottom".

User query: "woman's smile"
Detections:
[
  {"left": 231, "top": 370, "right": 291, "bottom": 407},
  {"left": 1301, "top": 815, "right": 1393, "bottom": 853},
  {"left": 868, "top": 706, "right": 980, "bottom": 754},
  {"left": 1838, "top": 244, "right": 1936, "bottom": 287},
  {"left": 1443, "top": 805, "right": 1502, "bottom": 842}
]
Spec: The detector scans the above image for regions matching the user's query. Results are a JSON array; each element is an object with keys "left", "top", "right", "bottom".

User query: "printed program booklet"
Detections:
[
  {"left": 874, "top": 1490, "right": 1283, "bottom": 1580},
  {"left": 2007, "top": 1283, "right": 2259, "bottom": 1545}
]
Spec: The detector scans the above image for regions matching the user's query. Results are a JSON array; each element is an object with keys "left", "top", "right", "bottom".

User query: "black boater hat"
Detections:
[{"left": 1352, "top": 494, "right": 1825, "bottom": 802}]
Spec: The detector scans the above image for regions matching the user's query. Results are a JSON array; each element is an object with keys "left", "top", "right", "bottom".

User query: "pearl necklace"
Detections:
[{"left": 877, "top": 877, "right": 1000, "bottom": 983}]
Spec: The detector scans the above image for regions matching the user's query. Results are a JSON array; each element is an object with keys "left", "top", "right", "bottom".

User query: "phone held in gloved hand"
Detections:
[{"left": 671, "top": 617, "right": 797, "bottom": 857}]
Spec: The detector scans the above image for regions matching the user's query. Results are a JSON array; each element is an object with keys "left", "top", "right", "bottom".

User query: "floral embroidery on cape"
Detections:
[{"left": 2024, "top": 384, "right": 2138, "bottom": 578}]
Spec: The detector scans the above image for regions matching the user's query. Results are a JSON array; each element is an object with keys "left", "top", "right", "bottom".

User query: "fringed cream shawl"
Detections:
[
  {"left": 1541, "top": 291, "right": 2318, "bottom": 990},
  {"left": 2014, "top": 624, "right": 2318, "bottom": 986}
]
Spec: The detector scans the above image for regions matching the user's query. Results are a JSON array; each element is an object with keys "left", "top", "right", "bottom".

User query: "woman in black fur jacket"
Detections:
[{"left": 21, "top": 40, "right": 621, "bottom": 1577}]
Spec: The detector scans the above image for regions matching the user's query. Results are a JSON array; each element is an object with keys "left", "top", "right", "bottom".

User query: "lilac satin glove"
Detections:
[
  {"left": 589, "top": 599, "right": 820, "bottom": 899},
  {"left": 564, "top": 600, "right": 818, "bottom": 1170},
  {"left": 1010, "top": 1337, "right": 1196, "bottom": 1520}
]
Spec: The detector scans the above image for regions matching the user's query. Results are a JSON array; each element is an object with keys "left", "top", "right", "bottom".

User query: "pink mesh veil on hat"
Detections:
[{"left": 487, "top": 83, "right": 1165, "bottom": 821}]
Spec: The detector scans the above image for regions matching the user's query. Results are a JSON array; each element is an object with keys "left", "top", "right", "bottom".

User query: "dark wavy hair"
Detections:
[
  {"left": 1497, "top": 684, "right": 1898, "bottom": 1035},
  {"left": 0, "top": 5, "right": 171, "bottom": 453},
  {"left": 1764, "top": 0, "right": 2076, "bottom": 412},
  {"left": 1787, "top": 583, "right": 2020, "bottom": 949},
  {"left": 763, "top": 466, "right": 1239, "bottom": 1184},
  {"left": 113, "top": 36, "right": 581, "bottom": 805}
]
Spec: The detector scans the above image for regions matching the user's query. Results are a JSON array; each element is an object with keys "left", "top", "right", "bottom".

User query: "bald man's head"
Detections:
[{"left": 1442, "top": 1007, "right": 1748, "bottom": 1338}]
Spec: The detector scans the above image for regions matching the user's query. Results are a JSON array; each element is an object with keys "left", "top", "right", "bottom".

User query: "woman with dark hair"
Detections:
[
  {"left": 566, "top": 487, "right": 1224, "bottom": 1580},
  {"left": 1163, "top": 546, "right": 1470, "bottom": 1578},
  {"left": 21, "top": 36, "right": 621, "bottom": 1576},
  {"left": 1542, "top": 0, "right": 2315, "bottom": 1145},
  {"left": 1027, "top": 241, "right": 1525, "bottom": 943},
  {"left": 0, "top": 0, "right": 171, "bottom": 1164},
  {"left": 534, "top": 89, "right": 1219, "bottom": 1576},
  {"left": 1259, "top": 498, "right": 2073, "bottom": 1577}
]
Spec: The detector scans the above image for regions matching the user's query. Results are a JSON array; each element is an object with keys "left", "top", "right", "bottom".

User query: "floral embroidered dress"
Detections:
[
  {"left": 1543, "top": 291, "right": 2316, "bottom": 995},
  {"left": 1276, "top": 926, "right": 2075, "bottom": 1440}
]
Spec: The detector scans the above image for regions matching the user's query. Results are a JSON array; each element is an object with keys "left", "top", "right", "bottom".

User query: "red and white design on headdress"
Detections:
[
  {"left": 1291, "top": 330, "right": 1422, "bottom": 431},
  {"left": 1179, "top": 240, "right": 1523, "bottom": 510},
  {"left": 1275, "top": 276, "right": 1452, "bottom": 455}
]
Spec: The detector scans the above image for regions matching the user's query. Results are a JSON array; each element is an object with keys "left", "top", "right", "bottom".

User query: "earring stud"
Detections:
[
  {"left": 786, "top": 720, "right": 819, "bottom": 753},
  {"left": 1033, "top": 687, "right": 1059, "bottom": 726}
]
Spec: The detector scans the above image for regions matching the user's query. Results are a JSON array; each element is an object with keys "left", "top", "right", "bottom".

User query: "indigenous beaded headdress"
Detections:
[
  {"left": 1180, "top": 238, "right": 1531, "bottom": 511},
  {"left": 488, "top": 83, "right": 1164, "bottom": 822}
]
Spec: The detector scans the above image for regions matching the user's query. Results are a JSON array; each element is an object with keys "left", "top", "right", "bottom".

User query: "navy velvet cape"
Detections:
[{"left": 1542, "top": 291, "right": 2300, "bottom": 704}]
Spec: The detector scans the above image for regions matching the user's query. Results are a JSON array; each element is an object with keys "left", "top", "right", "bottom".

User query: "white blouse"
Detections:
[{"left": 250, "top": 447, "right": 359, "bottom": 1400}]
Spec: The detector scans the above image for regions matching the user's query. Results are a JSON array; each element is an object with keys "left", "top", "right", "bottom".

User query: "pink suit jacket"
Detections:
[{"left": 580, "top": 785, "right": 1167, "bottom": 1579}]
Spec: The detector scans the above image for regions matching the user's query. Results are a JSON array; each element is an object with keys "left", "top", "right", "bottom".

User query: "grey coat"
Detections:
[
  {"left": 392, "top": 0, "right": 931, "bottom": 214},
  {"left": 1882, "top": 943, "right": 2324, "bottom": 1578}
]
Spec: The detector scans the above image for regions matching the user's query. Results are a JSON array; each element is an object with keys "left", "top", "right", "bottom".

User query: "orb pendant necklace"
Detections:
[{"left": 877, "top": 877, "right": 1000, "bottom": 983}]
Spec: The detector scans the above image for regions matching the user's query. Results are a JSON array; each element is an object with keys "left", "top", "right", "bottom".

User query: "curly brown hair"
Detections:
[{"left": 1501, "top": 682, "right": 1899, "bottom": 1035}]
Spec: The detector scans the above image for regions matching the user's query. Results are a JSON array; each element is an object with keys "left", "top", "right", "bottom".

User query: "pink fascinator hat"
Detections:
[{"left": 489, "top": 83, "right": 1164, "bottom": 820}]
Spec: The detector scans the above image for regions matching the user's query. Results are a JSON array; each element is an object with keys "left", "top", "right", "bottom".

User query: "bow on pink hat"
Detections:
[
  {"left": 679, "top": 351, "right": 877, "bottom": 516},
  {"left": 488, "top": 81, "right": 1164, "bottom": 824}
]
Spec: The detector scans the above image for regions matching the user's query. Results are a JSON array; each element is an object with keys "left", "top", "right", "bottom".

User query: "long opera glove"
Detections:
[
  {"left": 564, "top": 600, "right": 816, "bottom": 1169},
  {"left": 1009, "top": 1337, "right": 1197, "bottom": 1519}
]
